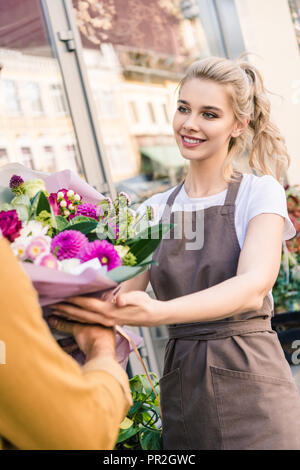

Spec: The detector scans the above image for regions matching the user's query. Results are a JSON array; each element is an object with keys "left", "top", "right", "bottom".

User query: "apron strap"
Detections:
[
  {"left": 168, "top": 316, "right": 273, "bottom": 340},
  {"left": 221, "top": 171, "right": 243, "bottom": 215},
  {"left": 160, "top": 180, "right": 185, "bottom": 223}
]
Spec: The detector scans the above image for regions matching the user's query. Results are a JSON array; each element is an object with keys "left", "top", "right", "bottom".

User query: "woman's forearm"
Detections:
[{"left": 159, "top": 272, "right": 265, "bottom": 325}]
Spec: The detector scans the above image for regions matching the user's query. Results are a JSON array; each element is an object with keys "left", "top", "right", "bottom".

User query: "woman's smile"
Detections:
[{"left": 181, "top": 135, "right": 207, "bottom": 148}]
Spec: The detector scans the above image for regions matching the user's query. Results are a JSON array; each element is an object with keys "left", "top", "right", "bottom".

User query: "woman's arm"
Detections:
[
  {"left": 118, "top": 270, "right": 149, "bottom": 294},
  {"left": 161, "top": 212, "right": 284, "bottom": 324},
  {"left": 52, "top": 213, "right": 284, "bottom": 326}
]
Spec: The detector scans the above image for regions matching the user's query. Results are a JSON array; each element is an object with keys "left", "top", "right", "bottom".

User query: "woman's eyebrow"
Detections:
[{"left": 177, "top": 100, "right": 222, "bottom": 112}]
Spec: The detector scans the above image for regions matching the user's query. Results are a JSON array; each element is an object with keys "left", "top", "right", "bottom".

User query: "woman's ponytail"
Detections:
[{"left": 239, "top": 61, "right": 290, "bottom": 182}]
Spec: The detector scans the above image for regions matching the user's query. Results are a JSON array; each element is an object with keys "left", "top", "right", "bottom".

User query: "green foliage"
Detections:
[
  {"left": 127, "top": 223, "right": 174, "bottom": 264},
  {"left": 273, "top": 253, "right": 300, "bottom": 312},
  {"left": 115, "top": 373, "right": 162, "bottom": 450},
  {"left": 272, "top": 184, "right": 300, "bottom": 313}
]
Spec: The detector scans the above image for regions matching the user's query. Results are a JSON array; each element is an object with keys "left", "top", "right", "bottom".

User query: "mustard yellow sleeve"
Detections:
[{"left": 0, "top": 237, "right": 132, "bottom": 450}]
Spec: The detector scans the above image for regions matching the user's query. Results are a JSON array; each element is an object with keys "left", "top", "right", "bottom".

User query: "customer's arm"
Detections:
[{"left": 0, "top": 236, "right": 132, "bottom": 450}]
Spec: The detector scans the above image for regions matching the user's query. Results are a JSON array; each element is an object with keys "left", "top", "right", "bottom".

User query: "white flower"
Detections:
[
  {"left": 57, "top": 191, "right": 65, "bottom": 200},
  {"left": 68, "top": 204, "right": 75, "bottom": 211},
  {"left": 19, "top": 221, "right": 49, "bottom": 239},
  {"left": 60, "top": 200, "right": 67, "bottom": 208},
  {"left": 10, "top": 240, "right": 27, "bottom": 260},
  {"left": 64, "top": 209, "right": 70, "bottom": 217},
  {"left": 114, "top": 245, "right": 130, "bottom": 259},
  {"left": 67, "top": 190, "right": 74, "bottom": 198},
  {"left": 74, "top": 194, "right": 81, "bottom": 201},
  {"left": 60, "top": 258, "right": 81, "bottom": 273}
]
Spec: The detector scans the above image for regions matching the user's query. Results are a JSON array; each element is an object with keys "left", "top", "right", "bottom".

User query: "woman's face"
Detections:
[{"left": 173, "top": 78, "right": 242, "bottom": 163}]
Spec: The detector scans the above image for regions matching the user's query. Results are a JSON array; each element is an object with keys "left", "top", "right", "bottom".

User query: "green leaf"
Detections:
[
  {"left": 106, "top": 264, "right": 148, "bottom": 283},
  {"left": 116, "top": 425, "right": 139, "bottom": 444},
  {"left": 140, "top": 375, "right": 154, "bottom": 395},
  {"left": 69, "top": 215, "right": 97, "bottom": 224},
  {"left": 55, "top": 216, "right": 69, "bottom": 232},
  {"left": 139, "top": 427, "right": 162, "bottom": 450},
  {"left": 8, "top": 194, "right": 31, "bottom": 221},
  {"left": 36, "top": 191, "right": 50, "bottom": 215},
  {"left": 119, "top": 417, "right": 134, "bottom": 430},
  {"left": 61, "top": 220, "right": 98, "bottom": 234},
  {"left": 0, "top": 186, "right": 14, "bottom": 206},
  {"left": 29, "top": 190, "right": 50, "bottom": 218},
  {"left": 128, "top": 224, "right": 173, "bottom": 264},
  {"left": 128, "top": 223, "right": 173, "bottom": 244}
]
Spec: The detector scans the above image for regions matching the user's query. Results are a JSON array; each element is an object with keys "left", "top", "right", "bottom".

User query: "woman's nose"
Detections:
[{"left": 182, "top": 113, "right": 200, "bottom": 131}]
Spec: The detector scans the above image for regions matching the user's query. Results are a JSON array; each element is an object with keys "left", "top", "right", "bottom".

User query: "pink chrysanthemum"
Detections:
[
  {"left": 79, "top": 240, "right": 122, "bottom": 271},
  {"left": 36, "top": 253, "right": 59, "bottom": 269},
  {"left": 51, "top": 230, "right": 88, "bottom": 260},
  {"left": 69, "top": 203, "right": 100, "bottom": 220},
  {"left": 26, "top": 239, "right": 48, "bottom": 261}
]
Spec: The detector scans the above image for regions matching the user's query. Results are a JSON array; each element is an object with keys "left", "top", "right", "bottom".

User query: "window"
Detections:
[
  {"left": 26, "top": 82, "right": 43, "bottom": 113},
  {"left": 2, "top": 80, "right": 21, "bottom": 115},
  {"left": 50, "top": 84, "right": 68, "bottom": 114},
  {"left": 106, "top": 141, "right": 133, "bottom": 180},
  {"left": 129, "top": 101, "right": 139, "bottom": 123},
  {"left": 64, "top": 144, "right": 83, "bottom": 175},
  {"left": 147, "top": 102, "right": 156, "bottom": 124},
  {"left": 96, "top": 89, "right": 118, "bottom": 118},
  {"left": 0, "top": 148, "right": 9, "bottom": 166},
  {"left": 41, "top": 146, "right": 56, "bottom": 172},
  {"left": 162, "top": 103, "right": 170, "bottom": 123},
  {"left": 20, "top": 147, "right": 34, "bottom": 169}
]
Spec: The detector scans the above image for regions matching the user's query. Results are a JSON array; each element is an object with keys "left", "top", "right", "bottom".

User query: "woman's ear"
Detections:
[{"left": 231, "top": 118, "right": 250, "bottom": 138}]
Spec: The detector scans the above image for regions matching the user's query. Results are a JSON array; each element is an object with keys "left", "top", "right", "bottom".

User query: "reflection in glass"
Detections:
[
  {"left": 0, "top": 0, "right": 82, "bottom": 175},
  {"left": 26, "top": 82, "right": 43, "bottom": 114},
  {"left": 2, "top": 79, "right": 21, "bottom": 115}
]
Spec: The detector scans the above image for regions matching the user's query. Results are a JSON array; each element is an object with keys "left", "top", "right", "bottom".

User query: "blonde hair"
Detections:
[{"left": 177, "top": 55, "right": 290, "bottom": 183}]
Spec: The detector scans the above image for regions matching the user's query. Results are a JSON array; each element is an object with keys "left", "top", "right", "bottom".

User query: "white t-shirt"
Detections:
[{"left": 137, "top": 173, "right": 296, "bottom": 308}]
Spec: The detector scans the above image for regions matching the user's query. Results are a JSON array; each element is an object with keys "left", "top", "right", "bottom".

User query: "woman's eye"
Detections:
[
  {"left": 177, "top": 106, "right": 189, "bottom": 113},
  {"left": 203, "top": 112, "right": 217, "bottom": 119}
]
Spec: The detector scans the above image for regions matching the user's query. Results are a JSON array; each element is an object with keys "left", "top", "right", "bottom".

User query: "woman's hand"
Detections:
[{"left": 49, "top": 291, "right": 167, "bottom": 327}]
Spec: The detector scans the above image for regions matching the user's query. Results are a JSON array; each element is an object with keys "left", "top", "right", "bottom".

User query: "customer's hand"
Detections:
[{"left": 48, "top": 316, "right": 116, "bottom": 361}]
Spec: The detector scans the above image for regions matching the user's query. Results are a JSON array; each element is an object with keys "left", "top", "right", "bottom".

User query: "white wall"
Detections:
[{"left": 235, "top": 0, "right": 300, "bottom": 184}]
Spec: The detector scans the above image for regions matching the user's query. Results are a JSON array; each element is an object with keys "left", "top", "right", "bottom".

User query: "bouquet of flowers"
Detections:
[
  {"left": 0, "top": 163, "right": 171, "bottom": 367},
  {"left": 273, "top": 184, "right": 300, "bottom": 313}
]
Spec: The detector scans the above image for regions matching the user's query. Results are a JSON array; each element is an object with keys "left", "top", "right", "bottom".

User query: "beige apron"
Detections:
[{"left": 149, "top": 172, "right": 300, "bottom": 450}]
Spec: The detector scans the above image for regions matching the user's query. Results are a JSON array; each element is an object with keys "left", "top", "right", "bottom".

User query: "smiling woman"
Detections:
[{"left": 52, "top": 56, "right": 300, "bottom": 450}]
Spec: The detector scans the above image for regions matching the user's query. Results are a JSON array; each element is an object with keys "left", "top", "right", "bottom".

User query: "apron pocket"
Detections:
[
  {"left": 159, "top": 368, "right": 190, "bottom": 450},
  {"left": 210, "top": 365, "right": 300, "bottom": 450}
]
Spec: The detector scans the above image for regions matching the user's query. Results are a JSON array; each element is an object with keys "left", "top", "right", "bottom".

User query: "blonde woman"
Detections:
[{"left": 51, "top": 56, "right": 300, "bottom": 450}]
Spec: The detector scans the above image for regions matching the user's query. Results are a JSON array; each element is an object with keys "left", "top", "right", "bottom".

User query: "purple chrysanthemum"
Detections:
[
  {"left": 72, "top": 203, "right": 100, "bottom": 220},
  {"left": 79, "top": 240, "right": 122, "bottom": 271},
  {"left": 9, "top": 175, "right": 24, "bottom": 191},
  {"left": 51, "top": 230, "right": 88, "bottom": 260}
]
